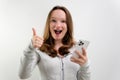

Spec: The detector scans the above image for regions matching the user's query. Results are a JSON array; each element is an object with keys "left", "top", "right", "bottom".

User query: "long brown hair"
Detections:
[{"left": 40, "top": 6, "right": 75, "bottom": 57}]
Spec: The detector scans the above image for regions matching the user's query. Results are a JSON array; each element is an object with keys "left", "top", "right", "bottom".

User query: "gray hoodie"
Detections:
[{"left": 19, "top": 42, "right": 91, "bottom": 80}]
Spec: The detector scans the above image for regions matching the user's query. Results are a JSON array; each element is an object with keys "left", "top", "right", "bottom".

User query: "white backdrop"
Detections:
[{"left": 0, "top": 0, "right": 120, "bottom": 80}]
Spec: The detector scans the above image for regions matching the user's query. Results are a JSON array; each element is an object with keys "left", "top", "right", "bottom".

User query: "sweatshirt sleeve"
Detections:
[
  {"left": 77, "top": 60, "right": 91, "bottom": 80},
  {"left": 19, "top": 42, "right": 40, "bottom": 79}
]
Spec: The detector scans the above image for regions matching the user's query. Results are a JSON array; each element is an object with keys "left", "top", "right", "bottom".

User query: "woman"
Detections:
[{"left": 19, "top": 6, "right": 90, "bottom": 80}]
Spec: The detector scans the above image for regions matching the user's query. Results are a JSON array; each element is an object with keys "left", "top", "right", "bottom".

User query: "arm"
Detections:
[
  {"left": 19, "top": 42, "right": 40, "bottom": 79},
  {"left": 71, "top": 48, "right": 91, "bottom": 80},
  {"left": 77, "top": 61, "right": 91, "bottom": 80},
  {"left": 19, "top": 28, "right": 43, "bottom": 79}
]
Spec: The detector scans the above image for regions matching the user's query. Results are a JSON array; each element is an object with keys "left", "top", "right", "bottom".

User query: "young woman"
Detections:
[{"left": 19, "top": 6, "right": 90, "bottom": 80}]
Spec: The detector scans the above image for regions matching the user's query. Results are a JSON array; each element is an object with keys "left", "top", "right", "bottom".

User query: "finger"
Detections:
[
  {"left": 35, "top": 40, "right": 43, "bottom": 45},
  {"left": 71, "top": 56, "right": 84, "bottom": 64},
  {"left": 75, "top": 50, "right": 84, "bottom": 58},
  {"left": 82, "top": 47, "right": 87, "bottom": 56},
  {"left": 32, "top": 28, "right": 36, "bottom": 36},
  {"left": 33, "top": 36, "right": 44, "bottom": 43},
  {"left": 34, "top": 43, "right": 42, "bottom": 48},
  {"left": 33, "top": 41, "right": 43, "bottom": 48},
  {"left": 36, "top": 36, "right": 44, "bottom": 41}
]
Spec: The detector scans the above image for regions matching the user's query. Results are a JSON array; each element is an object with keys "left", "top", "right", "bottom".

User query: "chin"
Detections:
[
  {"left": 52, "top": 34, "right": 64, "bottom": 41},
  {"left": 54, "top": 37, "right": 63, "bottom": 41},
  {"left": 54, "top": 38, "right": 62, "bottom": 40}
]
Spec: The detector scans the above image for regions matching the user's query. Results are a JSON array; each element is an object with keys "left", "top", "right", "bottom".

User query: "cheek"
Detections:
[
  {"left": 50, "top": 23, "right": 54, "bottom": 32},
  {"left": 64, "top": 26, "right": 67, "bottom": 33},
  {"left": 49, "top": 26, "right": 54, "bottom": 35}
]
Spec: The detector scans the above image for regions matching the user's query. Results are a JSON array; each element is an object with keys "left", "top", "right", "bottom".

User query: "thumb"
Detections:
[
  {"left": 82, "top": 48, "right": 87, "bottom": 56},
  {"left": 32, "top": 28, "right": 36, "bottom": 36}
]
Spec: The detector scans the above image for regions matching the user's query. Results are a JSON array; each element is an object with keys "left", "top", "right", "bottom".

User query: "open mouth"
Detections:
[{"left": 54, "top": 30, "right": 62, "bottom": 34}]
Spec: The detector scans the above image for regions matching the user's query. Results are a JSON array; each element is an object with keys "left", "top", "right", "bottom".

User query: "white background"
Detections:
[{"left": 0, "top": 0, "right": 120, "bottom": 80}]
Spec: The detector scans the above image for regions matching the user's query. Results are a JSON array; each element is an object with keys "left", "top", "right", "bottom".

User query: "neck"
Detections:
[{"left": 54, "top": 40, "right": 63, "bottom": 51}]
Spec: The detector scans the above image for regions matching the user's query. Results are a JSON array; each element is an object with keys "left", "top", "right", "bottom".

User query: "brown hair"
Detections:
[{"left": 40, "top": 6, "right": 75, "bottom": 57}]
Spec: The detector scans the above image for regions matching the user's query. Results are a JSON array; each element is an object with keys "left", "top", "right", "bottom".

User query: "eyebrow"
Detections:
[{"left": 50, "top": 17, "right": 66, "bottom": 20}]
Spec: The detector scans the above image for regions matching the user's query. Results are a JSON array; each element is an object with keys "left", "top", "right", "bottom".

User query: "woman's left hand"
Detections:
[{"left": 70, "top": 48, "right": 88, "bottom": 66}]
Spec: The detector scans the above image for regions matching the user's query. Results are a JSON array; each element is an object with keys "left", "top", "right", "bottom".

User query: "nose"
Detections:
[{"left": 55, "top": 21, "right": 61, "bottom": 28}]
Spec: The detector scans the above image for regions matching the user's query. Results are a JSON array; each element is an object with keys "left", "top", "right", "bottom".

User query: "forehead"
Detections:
[{"left": 50, "top": 9, "right": 66, "bottom": 19}]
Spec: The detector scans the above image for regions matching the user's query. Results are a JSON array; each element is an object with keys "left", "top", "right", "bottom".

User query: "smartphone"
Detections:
[{"left": 72, "top": 39, "right": 90, "bottom": 57}]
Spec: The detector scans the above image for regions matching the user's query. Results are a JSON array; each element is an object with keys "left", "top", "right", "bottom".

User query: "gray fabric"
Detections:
[{"left": 19, "top": 42, "right": 91, "bottom": 80}]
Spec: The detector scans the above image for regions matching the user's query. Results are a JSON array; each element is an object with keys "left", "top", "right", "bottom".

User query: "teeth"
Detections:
[{"left": 54, "top": 30, "right": 62, "bottom": 34}]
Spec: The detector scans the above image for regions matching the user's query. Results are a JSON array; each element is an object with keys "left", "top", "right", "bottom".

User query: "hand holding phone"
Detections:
[{"left": 72, "top": 39, "right": 90, "bottom": 57}]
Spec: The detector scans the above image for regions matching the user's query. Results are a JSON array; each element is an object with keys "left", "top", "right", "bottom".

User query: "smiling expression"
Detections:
[{"left": 50, "top": 9, "right": 67, "bottom": 41}]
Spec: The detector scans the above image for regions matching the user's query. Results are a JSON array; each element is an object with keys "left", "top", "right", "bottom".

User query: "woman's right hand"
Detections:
[{"left": 32, "top": 28, "right": 44, "bottom": 48}]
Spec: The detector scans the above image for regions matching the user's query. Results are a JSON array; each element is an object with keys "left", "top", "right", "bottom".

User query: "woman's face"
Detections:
[{"left": 50, "top": 9, "right": 67, "bottom": 41}]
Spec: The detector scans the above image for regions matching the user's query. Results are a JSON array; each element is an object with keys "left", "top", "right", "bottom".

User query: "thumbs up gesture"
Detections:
[{"left": 32, "top": 28, "right": 44, "bottom": 48}]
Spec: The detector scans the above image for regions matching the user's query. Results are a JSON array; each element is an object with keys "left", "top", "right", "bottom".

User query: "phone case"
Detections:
[{"left": 72, "top": 39, "right": 90, "bottom": 57}]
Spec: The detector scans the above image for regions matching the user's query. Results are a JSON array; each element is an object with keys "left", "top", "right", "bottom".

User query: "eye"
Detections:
[
  {"left": 61, "top": 20, "right": 66, "bottom": 23},
  {"left": 51, "top": 19, "right": 56, "bottom": 22}
]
